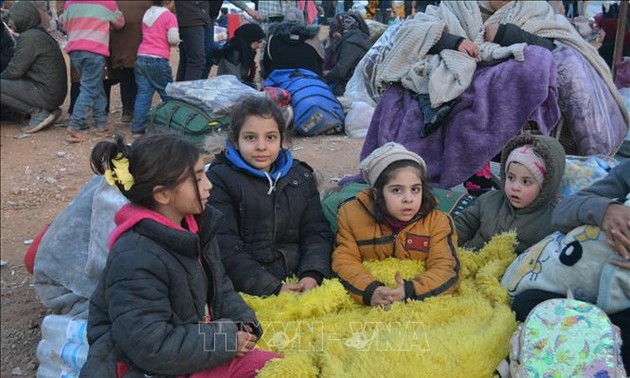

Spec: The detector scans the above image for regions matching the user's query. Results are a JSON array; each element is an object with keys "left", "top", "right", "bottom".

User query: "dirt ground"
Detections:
[{"left": 0, "top": 47, "right": 364, "bottom": 376}]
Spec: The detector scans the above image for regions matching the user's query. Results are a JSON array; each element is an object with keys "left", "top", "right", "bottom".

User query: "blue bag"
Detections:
[{"left": 264, "top": 68, "right": 345, "bottom": 136}]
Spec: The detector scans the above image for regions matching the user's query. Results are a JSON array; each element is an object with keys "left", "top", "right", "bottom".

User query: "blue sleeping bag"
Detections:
[{"left": 264, "top": 68, "right": 345, "bottom": 136}]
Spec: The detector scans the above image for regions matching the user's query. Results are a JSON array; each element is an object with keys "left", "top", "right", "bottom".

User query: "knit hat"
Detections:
[
  {"left": 505, "top": 144, "right": 547, "bottom": 188},
  {"left": 360, "top": 142, "right": 427, "bottom": 186}
]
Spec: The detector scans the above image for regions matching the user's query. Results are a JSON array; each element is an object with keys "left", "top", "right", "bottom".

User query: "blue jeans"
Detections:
[
  {"left": 132, "top": 55, "right": 172, "bottom": 133},
  {"left": 69, "top": 51, "right": 107, "bottom": 131}
]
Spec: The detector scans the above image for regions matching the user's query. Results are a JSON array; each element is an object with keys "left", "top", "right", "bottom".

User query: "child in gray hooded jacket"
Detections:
[{"left": 455, "top": 134, "right": 566, "bottom": 254}]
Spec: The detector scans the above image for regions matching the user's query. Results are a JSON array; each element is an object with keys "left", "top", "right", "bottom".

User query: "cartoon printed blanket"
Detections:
[{"left": 244, "top": 233, "right": 519, "bottom": 378}]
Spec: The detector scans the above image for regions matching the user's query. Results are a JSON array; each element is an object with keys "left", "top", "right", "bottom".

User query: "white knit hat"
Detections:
[
  {"left": 505, "top": 144, "right": 546, "bottom": 188},
  {"left": 360, "top": 142, "right": 427, "bottom": 186}
]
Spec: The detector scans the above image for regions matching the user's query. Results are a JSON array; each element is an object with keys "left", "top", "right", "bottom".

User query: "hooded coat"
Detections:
[
  {"left": 1, "top": 1, "right": 67, "bottom": 109},
  {"left": 206, "top": 148, "right": 333, "bottom": 297},
  {"left": 454, "top": 134, "right": 566, "bottom": 254},
  {"left": 81, "top": 204, "right": 261, "bottom": 377},
  {"left": 262, "top": 21, "right": 324, "bottom": 77},
  {"left": 217, "top": 23, "right": 265, "bottom": 84},
  {"left": 323, "top": 12, "right": 371, "bottom": 96}
]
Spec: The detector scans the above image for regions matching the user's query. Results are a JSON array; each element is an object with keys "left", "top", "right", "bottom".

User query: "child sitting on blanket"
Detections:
[
  {"left": 332, "top": 143, "right": 461, "bottom": 307},
  {"left": 455, "top": 134, "right": 566, "bottom": 254},
  {"left": 83, "top": 133, "right": 280, "bottom": 377},
  {"left": 206, "top": 95, "right": 333, "bottom": 297}
]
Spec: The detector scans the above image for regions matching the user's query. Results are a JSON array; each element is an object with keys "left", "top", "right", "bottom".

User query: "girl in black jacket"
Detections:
[
  {"left": 82, "top": 133, "right": 280, "bottom": 377},
  {"left": 206, "top": 96, "right": 333, "bottom": 297}
]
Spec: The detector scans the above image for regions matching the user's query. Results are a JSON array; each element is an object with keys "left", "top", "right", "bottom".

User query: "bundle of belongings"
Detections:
[{"left": 344, "top": 0, "right": 629, "bottom": 189}]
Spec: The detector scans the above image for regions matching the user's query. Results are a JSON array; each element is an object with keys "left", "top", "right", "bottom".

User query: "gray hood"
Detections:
[
  {"left": 8, "top": 1, "right": 40, "bottom": 33},
  {"left": 500, "top": 134, "right": 566, "bottom": 214}
]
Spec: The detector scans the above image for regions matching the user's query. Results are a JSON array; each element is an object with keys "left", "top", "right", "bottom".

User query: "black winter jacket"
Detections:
[
  {"left": 262, "top": 21, "right": 324, "bottom": 78},
  {"left": 80, "top": 206, "right": 260, "bottom": 378},
  {"left": 324, "top": 29, "right": 371, "bottom": 96},
  {"left": 206, "top": 154, "right": 333, "bottom": 296}
]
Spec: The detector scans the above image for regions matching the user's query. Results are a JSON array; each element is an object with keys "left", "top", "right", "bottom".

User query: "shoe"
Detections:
[
  {"left": 21, "top": 108, "right": 62, "bottom": 133},
  {"left": 65, "top": 128, "right": 90, "bottom": 143},
  {"left": 121, "top": 112, "right": 132, "bottom": 123},
  {"left": 95, "top": 124, "right": 114, "bottom": 137}
]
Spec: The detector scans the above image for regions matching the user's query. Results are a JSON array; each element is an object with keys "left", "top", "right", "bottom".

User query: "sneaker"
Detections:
[{"left": 21, "top": 108, "right": 62, "bottom": 133}]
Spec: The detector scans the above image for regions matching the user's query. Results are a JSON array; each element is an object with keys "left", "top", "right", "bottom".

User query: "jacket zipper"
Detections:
[{"left": 200, "top": 249, "right": 215, "bottom": 320}]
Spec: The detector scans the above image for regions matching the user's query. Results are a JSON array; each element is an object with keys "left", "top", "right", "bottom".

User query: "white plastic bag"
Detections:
[{"left": 344, "top": 100, "right": 374, "bottom": 138}]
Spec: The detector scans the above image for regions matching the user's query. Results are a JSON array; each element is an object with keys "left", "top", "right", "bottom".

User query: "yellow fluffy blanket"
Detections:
[{"left": 242, "top": 233, "right": 519, "bottom": 378}]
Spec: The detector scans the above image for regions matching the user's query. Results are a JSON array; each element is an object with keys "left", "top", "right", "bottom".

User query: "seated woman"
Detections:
[
  {"left": 261, "top": 6, "right": 324, "bottom": 78},
  {"left": 217, "top": 22, "right": 265, "bottom": 88},
  {"left": 323, "top": 12, "right": 372, "bottom": 96},
  {"left": 206, "top": 96, "right": 333, "bottom": 297}
]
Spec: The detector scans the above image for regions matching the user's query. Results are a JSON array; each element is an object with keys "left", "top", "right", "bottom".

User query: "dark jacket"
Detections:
[
  {"left": 428, "top": 31, "right": 465, "bottom": 55},
  {"left": 1, "top": 1, "right": 67, "bottom": 108},
  {"left": 80, "top": 205, "right": 260, "bottom": 378},
  {"left": 454, "top": 134, "right": 566, "bottom": 254},
  {"left": 206, "top": 150, "right": 333, "bottom": 296},
  {"left": 262, "top": 21, "right": 324, "bottom": 78},
  {"left": 552, "top": 160, "right": 630, "bottom": 233},
  {"left": 494, "top": 23, "right": 555, "bottom": 52},
  {"left": 324, "top": 28, "right": 371, "bottom": 96},
  {"left": 110, "top": 0, "right": 151, "bottom": 69},
  {"left": 174, "top": 0, "right": 212, "bottom": 27},
  {"left": 1, "top": 21, "right": 15, "bottom": 72}
]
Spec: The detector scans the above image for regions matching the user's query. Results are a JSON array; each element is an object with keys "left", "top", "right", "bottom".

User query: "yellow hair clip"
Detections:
[{"left": 104, "top": 153, "right": 134, "bottom": 191}]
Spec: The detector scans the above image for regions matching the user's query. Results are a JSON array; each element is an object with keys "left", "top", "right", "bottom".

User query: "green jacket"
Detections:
[
  {"left": 1, "top": 1, "right": 67, "bottom": 109},
  {"left": 454, "top": 134, "right": 566, "bottom": 254}
]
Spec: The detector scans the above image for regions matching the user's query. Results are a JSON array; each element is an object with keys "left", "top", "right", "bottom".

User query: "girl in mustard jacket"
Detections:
[{"left": 332, "top": 142, "right": 461, "bottom": 307}]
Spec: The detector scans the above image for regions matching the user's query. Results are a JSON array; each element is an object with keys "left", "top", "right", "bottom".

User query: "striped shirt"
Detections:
[{"left": 62, "top": 0, "right": 125, "bottom": 56}]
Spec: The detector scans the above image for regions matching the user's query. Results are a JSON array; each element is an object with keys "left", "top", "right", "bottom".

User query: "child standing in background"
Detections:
[
  {"left": 455, "top": 134, "right": 566, "bottom": 254},
  {"left": 61, "top": 0, "right": 124, "bottom": 143},
  {"left": 332, "top": 142, "right": 461, "bottom": 307},
  {"left": 82, "top": 133, "right": 280, "bottom": 377},
  {"left": 206, "top": 96, "right": 333, "bottom": 297},
  {"left": 131, "top": 0, "right": 179, "bottom": 136}
]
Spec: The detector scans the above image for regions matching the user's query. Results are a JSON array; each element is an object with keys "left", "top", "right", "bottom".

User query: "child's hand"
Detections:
[
  {"left": 484, "top": 24, "right": 499, "bottom": 42},
  {"left": 370, "top": 286, "right": 394, "bottom": 307},
  {"left": 280, "top": 283, "right": 303, "bottom": 294},
  {"left": 298, "top": 277, "right": 318, "bottom": 292},
  {"left": 458, "top": 40, "right": 479, "bottom": 58},
  {"left": 236, "top": 331, "right": 258, "bottom": 357},
  {"left": 602, "top": 204, "right": 630, "bottom": 260},
  {"left": 389, "top": 272, "right": 406, "bottom": 302}
]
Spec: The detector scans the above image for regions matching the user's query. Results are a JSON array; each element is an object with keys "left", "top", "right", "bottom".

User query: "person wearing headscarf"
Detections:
[
  {"left": 323, "top": 11, "right": 371, "bottom": 96},
  {"left": 262, "top": 6, "right": 324, "bottom": 78},
  {"left": 217, "top": 22, "right": 265, "bottom": 88}
]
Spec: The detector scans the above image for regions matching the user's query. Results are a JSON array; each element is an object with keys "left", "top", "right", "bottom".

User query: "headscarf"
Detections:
[
  {"left": 225, "top": 23, "right": 265, "bottom": 81},
  {"left": 329, "top": 12, "right": 360, "bottom": 38}
]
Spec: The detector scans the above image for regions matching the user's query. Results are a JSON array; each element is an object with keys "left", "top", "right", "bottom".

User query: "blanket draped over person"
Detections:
[{"left": 372, "top": 0, "right": 628, "bottom": 133}]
